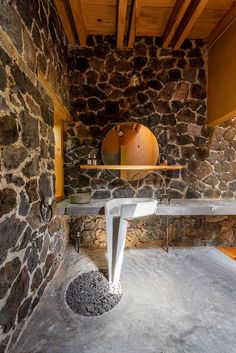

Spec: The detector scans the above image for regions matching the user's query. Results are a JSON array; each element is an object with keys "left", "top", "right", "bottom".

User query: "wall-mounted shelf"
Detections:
[{"left": 80, "top": 164, "right": 183, "bottom": 171}]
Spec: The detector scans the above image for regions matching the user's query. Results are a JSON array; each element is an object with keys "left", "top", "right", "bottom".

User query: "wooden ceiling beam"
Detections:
[
  {"left": 54, "top": 0, "right": 76, "bottom": 46},
  {"left": 162, "top": 0, "right": 191, "bottom": 48},
  {"left": 128, "top": 0, "right": 141, "bottom": 48},
  {"left": 207, "top": 1, "right": 236, "bottom": 48},
  {"left": 69, "top": 0, "right": 87, "bottom": 47},
  {"left": 117, "top": 0, "right": 128, "bottom": 48},
  {"left": 173, "top": 0, "right": 208, "bottom": 50},
  {"left": 37, "top": 70, "right": 71, "bottom": 124}
]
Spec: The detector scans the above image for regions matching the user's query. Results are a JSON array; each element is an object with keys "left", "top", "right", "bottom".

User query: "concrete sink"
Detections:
[{"left": 105, "top": 198, "right": 158, "bottom": 286}]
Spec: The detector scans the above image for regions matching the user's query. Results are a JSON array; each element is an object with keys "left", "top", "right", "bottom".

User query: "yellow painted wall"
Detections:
[{"left": 208, "top": 20, "right": 236, "bottom": 126}]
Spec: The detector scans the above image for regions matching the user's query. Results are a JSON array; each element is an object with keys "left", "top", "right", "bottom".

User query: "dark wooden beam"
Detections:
[
  {"left": 173, "top": 0, "right": 208, "bottom": 50},
  {"left": 128, "top": 0, "right": 141, "bottom": 48},
  {"left": 162, "top": 0, "right": 191, "bottom": 48},
  {"left": 117, "top": 0, "right": 128, "bottom": 47}
]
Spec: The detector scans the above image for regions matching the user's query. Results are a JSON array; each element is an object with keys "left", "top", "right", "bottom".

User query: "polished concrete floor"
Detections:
[{"left": 14, "top": 246, "right": 236, "bottom": 353}]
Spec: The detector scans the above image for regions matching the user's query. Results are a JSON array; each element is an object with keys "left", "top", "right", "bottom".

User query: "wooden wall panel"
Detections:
[{"left": 208, "top": 19, "right": 236, "bottom": 125}]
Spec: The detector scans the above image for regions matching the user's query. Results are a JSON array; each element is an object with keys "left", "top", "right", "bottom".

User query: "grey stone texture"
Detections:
[
  {"left": 65, "top": 270, "right": 122, "bottom": 316},
  {"left": 65, "top": 36, "right": 236, "bottom": 201},
  {"left": 68, "top": 214, "right": 236, "bottom": 249},
  {"left": 63, "top": 36, "right": 236, "bottom": 249},
  {"left": 0, "top": 1, "right": 70, "bottom": 352}
]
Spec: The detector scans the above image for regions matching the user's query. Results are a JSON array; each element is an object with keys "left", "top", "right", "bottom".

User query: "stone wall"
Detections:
[
  {"left": 69, "top": 215, "right": 236, "bottom": 249},
  {"left": 65, "top": 36, "right": 236, "bottom": 200},
  {"left": 65, "top": 35, "right": 236, "bottom": 249},
  {"left": 0, "top": 1, "right": 69, "bottom": 352}
]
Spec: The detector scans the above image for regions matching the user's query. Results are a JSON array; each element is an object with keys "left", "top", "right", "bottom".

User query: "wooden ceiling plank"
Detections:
[
  {"left": 117, "top": 0, "right": 128, "bottom": 47},
  {"left": 206, "top": 0, "right": 235, "bottom": 11},
  {"left": 207, "top": 1, "right": 236, "bottom": 48},
  {"left": 128, "top": 0, "right": 141, "bottom": 48},
  {"left": 54, "top": 0, "right": 76, "bottom": 45},
  {"left": 173, "top": 0, "right": 208, "bottom": 50},
  {"left": 136, "top": 0, "right": 176, "bottom": 6},
  {"left": 162, "top": 0, "right": 191, "bottom": 48},
  {"left": 69, "top": 0, "right": 87, "bottom": 46}
]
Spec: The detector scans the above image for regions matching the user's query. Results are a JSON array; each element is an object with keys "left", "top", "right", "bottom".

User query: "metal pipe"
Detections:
[{"left": 131, "top": 171, "right": 167, "bottom": 198}]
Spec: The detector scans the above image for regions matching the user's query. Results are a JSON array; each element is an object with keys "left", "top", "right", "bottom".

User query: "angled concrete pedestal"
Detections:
[{"left": 105, "top": 198, "right": 158, "bottom": 286}]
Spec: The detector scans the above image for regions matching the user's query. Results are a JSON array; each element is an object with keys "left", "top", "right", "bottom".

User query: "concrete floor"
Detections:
[{"left": 14, "top": 246, "right": 236, "bottom": 353}]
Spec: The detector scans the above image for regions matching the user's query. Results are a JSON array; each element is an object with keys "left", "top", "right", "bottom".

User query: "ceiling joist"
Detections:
[
  {"left": 172, "top": 0, "right": 208, "bottom": 50},
  {"left": 54, "top": 0, "right": 236, "bottom": 49},
  {"left": 162, "top": 0, "right": 191, "bottom": 48},
  {"left": 117, "top": 0, "right": 128, "bottom": 48},
  {"left": 207, "top": 1, "right": 236, "bottom": 48},
  {"left": 69, "top": 0, "right": 87, "bottom": 47},
  {"left": 128, "top": 0, "right": 141, "bottom": 48},
  {"left": 53, "top": 0, "right": 76, "bottom": 46}
]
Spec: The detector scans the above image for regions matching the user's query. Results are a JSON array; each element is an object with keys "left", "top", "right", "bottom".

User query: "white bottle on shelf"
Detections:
[
  {"left": 87, "top": 154, "right": 92, "bottom": 165},
  {"left": 92, "top": 154, "right": 97, "bottom": 165}
]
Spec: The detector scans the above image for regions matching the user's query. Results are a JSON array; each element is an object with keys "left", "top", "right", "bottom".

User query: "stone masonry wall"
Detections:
[
  {"left": 69, "top": 215, "right": 236, "bottom": 249},
  {"left": 65, "top": 36, "right": 236, "bottom": 200},
  {"left": 65, "top": 36, "right": 236, "bottom": 249},
  {"left": 0, "top": 1, "right": 69, "bottom": 352}
]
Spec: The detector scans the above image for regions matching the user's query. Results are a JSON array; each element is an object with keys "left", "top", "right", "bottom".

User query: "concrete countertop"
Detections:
[
  {"left": 56, "top": 199, "right": 109, "bottom": 216},
  {"left": 154, "top": 199, "right": 236, "bottom": 215},
  {"left": 56, "top": 198, "right": 236, "bottom": 216}
]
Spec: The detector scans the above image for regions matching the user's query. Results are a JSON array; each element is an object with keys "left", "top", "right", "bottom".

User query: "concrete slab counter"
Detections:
[
  {"left": 57, "top": 198, "right": 236, "bottom": 279},
  {"left": 57, "top": 199, "right": 236, "bottom": 217}
]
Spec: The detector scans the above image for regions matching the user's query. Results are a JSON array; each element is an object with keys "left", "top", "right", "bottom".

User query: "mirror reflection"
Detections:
[{"left": 101, "top": 122, "right": 159, "bottom": 180}]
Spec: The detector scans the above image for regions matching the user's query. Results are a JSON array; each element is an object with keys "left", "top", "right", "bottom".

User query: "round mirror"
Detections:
[{"left": 101, "top": 122, "right": 159, "bottom": 180}]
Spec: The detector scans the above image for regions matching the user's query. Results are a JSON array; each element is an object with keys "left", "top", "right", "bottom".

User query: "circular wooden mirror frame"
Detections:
[{"left": 101, "top": 122, "right": 159, "bottom": 180}]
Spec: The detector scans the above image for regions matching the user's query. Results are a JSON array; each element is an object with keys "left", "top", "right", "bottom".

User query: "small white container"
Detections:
[
  {"left": 87, "top": 154, "right": 92, "bottom": 165},
  {"left": 92, "top": 155, "right": 97, "bottom": 165}
]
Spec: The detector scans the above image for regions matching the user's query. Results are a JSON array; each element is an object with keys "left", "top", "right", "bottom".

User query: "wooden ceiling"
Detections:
[{"left": 54, "top": 0, "right": 236, "bottom": 49}]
